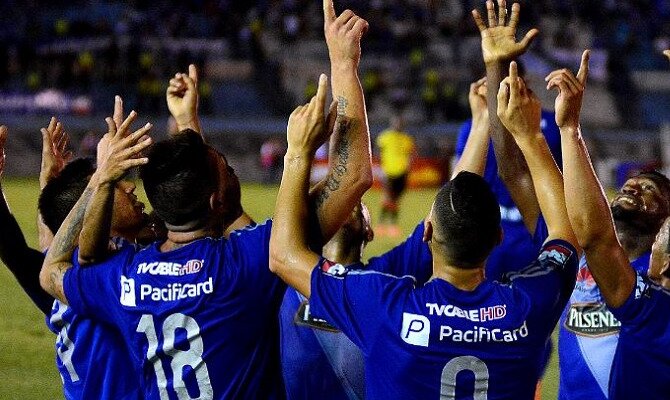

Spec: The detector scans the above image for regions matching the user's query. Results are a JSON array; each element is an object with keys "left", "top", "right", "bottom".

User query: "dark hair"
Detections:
[
  {"left": 38, "top": 158, "right": 96, "bottom": 234},
  {"left": 140, "top": 130, "right": 216, "bottom": 228},
  {"left": 432, "top": 171, "right": 501, "bottom": 268},
  {"left": 636, "top": 170, "right": 670, "bottom": 201}
]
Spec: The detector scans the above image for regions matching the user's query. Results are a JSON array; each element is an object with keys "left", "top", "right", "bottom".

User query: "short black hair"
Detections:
[
  {"left": 140, "top": 130, "right": 217, "bottom": 228},
  {"left": 432, "top": 171, "right": 501, "bottom": 268},
  {"left": 636, "top": 170, "right": 670, "bottom": 201},
  {"left": 38, "top": 158, "right": 95, "bottom": 234}
]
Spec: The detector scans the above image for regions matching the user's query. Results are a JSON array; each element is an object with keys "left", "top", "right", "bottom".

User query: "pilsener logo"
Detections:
[
  {"left": 120, "top": 276, "right": 136, "bottom": 307},
  {"left": 401, "top": 313, "right": 430, "bottom": 347}
]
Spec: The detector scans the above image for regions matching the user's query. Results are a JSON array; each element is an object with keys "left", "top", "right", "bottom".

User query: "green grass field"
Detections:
[{"left": 0, "top": 179, "right": 559, "bottom": 399}]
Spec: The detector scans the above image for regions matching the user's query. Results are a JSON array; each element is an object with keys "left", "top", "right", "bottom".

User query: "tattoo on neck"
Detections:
[
  {"left": 315, "top": 118, "right": 353, "bottom": 208},
  {"left": 337, "top": 96, "right": 349, "bottom": 116}
]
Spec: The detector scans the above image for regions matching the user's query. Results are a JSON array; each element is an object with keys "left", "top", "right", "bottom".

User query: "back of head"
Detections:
[
  {"left": 432, "top": 171, "right": 501, "bottom": 269},
  {"left": 39, "top": 158, "right": 95, "bottom": 234},
  {"left": 140, "top": 130, "right": 216, "bottom": 230}
]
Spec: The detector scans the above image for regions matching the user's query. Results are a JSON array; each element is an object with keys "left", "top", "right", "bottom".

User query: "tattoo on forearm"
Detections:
[
  {"left": 48, "top": 187, "right": 94, "bottom": 296},
  {"left": 315, "top": 119, "right": 352, "bottom": 208},
  {"left": 337, "top": 96, "right": 349, "bottom": 117}
]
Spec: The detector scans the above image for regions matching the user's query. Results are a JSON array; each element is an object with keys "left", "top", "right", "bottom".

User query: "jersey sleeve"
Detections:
[
  {"left": 505, "top": 239, "right": 579, "bottom": 325},
  {"left": 365, "top": 222, "right": 433, "bottom": 285},
  {"left": 309, "top": 258, "right": 416, "bottom": 352},
  {"left": 609, "top": 273, "right": 669, "bottom": 326},
  {"left": 224, "top": 219, "right": 286, "bottom": 301},
  {"left": 62, "top": 245, "right": 136, "bottom": 324}
]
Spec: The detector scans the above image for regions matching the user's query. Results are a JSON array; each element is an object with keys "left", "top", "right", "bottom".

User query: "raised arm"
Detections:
[
  {"left": 452, "top": 78, "right": 490, "bottom": 178},
  {"left": 38, "top": 117, "right": 73, "bottom": 251},
  {"left": 550, "top": 51, "right": 634, "bottom": 307},
  {"left": 472, "top": 0, "right": 540, "bottom": 233},
  {"left": 167, "top": 64, "right": 203, "bottom": 135},
  {"left": 40, "top": 116, "right": 152, "bottom": 303},
  {"left": 0, "top": 126, "right": 54, "bottom": 314},
  {"left": 309, "top": 0, "right": 373, "bottom": 243},
  {"left": 497, "top": 62, "right": 577, "bottom": 248},
  {"left": 270, "top": 75, "right": 330, "bottom": 297}
]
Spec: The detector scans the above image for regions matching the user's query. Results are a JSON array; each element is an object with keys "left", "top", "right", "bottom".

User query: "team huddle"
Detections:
[{"left": 1, "top": 0, "right": 669, "bottom": 399}]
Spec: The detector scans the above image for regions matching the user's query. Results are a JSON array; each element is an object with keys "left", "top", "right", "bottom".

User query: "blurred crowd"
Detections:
[{"left": 0, "top": 0, "right": 669, "bottom": 123}]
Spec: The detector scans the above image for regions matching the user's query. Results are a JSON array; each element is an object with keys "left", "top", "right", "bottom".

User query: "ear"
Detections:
[
  {"left": 365, "top": 224, "right": 374, "bottom": 243},
  {"left": 423, "top": 219, "right": 433, "bottom": 243},
  {"left": 209, "top": 193, "right": 220, "bottom": 211}
]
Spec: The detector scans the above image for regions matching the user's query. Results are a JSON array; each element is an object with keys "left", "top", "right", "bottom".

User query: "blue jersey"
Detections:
[
  {"left": 558, "top": 253, "right": 650, "bottom": 400},
  {"left": 47, "top": 300, "right": 142, "bottom": 400},
  {"left": 62, "top": 220, "right": 286, "bottom": 400},
  {"left": 608, "top": 272, "right": 670, "bottom": 399},
  {"left": 45, "top": 243, "right": 141, "bottom": 400},
  {"left": 456, "top": 111, "right": 562, "bottom": 280},
  {"left": 280, "top": 223, "right": 432, "bottom": 400},
  {"left": 309, "top": 239, "right": 578, "bottom": 399}
]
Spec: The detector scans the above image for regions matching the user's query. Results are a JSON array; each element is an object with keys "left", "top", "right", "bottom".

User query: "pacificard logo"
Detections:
[{"left": 136, "top": 260, "right": 204, "bottom": 276}]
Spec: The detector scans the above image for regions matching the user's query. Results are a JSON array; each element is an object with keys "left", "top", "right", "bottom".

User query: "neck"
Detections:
[
  {"left": 161, "top": 227, "right": 217, "bottom": 252},
  {"left": 615, "top": 220, "right": 656, "bottom": 260},
  {"left": 223, "top": 211, "right": 254, "bottom": 238},
  {"left": 432, "top": 259, "right": 486, "bottom": 291},
  {"left": 322, "top": 239, "right": 362, "bottom": 266}
]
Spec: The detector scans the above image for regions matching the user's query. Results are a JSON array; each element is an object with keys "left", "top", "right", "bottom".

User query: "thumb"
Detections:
[
  {"left": 576, "top": 49, "right": 590, "bottom": 84},
  {"left": 519, "top": 28, "right": 539, "bottom": 51},
  {"left": 188, "top": 64, "right": 199, "bottom": 88}
]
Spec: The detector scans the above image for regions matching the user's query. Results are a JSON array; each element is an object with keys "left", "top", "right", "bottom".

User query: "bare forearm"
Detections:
[
  {"left": 40, "top": 185, "right": 95, "bottom": 304},
  {"left": 271, "top": 152, "right": 319, "bottom": 297},
  {"left": 516, "top": 133, "right": 575, "bottom": 244},
  {"left": 560, "top": 126, "right": 618, "bottom": 246},
  {"left": 311, "top": 115, "right": 371, "bottom": 241},
  {"left": 453, "top": 117, "right": 489, "bottom": 178},
  {"left": 486, "top": 61, "right": 539, "bottom": 231},
  {"left": 175, "top": 118, "right": 202, "bottom": 136},
  {"left": 77, "top": 180, "right": 115, "bottom": 265}
]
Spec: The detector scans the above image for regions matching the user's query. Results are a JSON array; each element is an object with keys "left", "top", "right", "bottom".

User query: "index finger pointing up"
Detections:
[
  {"left": 315, "top": 74, "right": 328, "bottom": 117},
  {"left": 576, "top": 49, "right": 590, "bottom": 84},
  {"left": 324, "top": 0, "right": 336, "bottom": 27}
]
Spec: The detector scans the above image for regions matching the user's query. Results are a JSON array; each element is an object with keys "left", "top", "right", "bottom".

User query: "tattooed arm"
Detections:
[
  {"left": 40, "top": 115, "right": 152, "bottom": 303},
  {"left": 309, "top": 0, "right": 373, "bottom": 243}
]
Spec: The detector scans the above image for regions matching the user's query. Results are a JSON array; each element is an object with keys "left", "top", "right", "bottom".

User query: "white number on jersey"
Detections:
[
  {"left": 50, "top": 302, "right": 80, "bottom": 383},
  {"left": 440, "top": 355, "right": 489, "bottom": 399},
  {"left": 137, "top": 313, "right": 213, "bottom": 400}
]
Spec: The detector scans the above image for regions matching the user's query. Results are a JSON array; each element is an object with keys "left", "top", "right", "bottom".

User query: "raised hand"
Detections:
[
  {"left": 95, "top": 111, "right": 152, "bottom": 185},
  {"left": 497, "top": 61, "right": 542, "bottom": 137},
  {"left": 546, "top": 50, "right": 590, "bottom": 130},
  {"left": 323, "top": 0, "right": 369, "bottom": 68},
  {"left": 469, "top": 77, "right": 489, "bottom": 121},
  {"left": 472, "top": 0, "right": 539, "bottom": 64},
  {"left": 40, "top": 117, "right": 74, "bottom": 189},
  {"left": 287, "top": 74, "right": 330, "bottom": 154},
  {"left": 166, "top": 64, "right": 201, "bottom": 133}
]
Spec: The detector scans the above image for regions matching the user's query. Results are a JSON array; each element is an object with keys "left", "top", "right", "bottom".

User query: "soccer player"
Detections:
[
  {"left": 557, "top": 49, "right": 670, "bottom": 400},
  {"left": 269, "top": 59, "right": 579, "bottom": 399},
  {"left": 281, "top": 203, "right": 373, "bottom": 400},
  {"left": 469, "top": 0, "right": 549, "bottom": 281},
  {"left": 455, "top": 68, "right": 562, "bottom": 280},
  {"left": 376, "top": 116, "right": 414, "bottom": 237},
  {"left": 38, "top": 111, "right": 152, "bottom": 400},
  {"left": 554, "top": 56, "right": 670, "bottom": 399}
]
